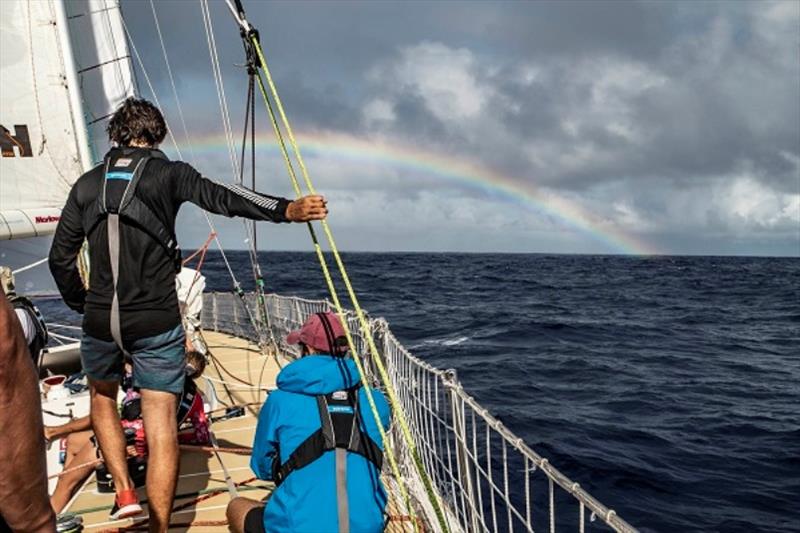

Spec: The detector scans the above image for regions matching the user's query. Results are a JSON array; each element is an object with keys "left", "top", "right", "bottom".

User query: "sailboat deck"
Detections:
[
  {"left": 64, "top": 331, "right": 276, "bottom": 531},
  {"left": 62, "top": 331, "right": 414, "bottom": 532}
]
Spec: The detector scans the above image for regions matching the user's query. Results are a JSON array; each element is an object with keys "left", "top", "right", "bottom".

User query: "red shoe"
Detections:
[{"left": 109, "top": 488, "right": 143, "bottom": 520}]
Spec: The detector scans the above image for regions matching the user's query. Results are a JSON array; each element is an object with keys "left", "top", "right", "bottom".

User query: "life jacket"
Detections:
[
  {"left": 8, "top": 293, "right": 48, "bottom": 366},
  {"left": 81, "top": 149, "right": 181, "bottom": 352},
  {"left": 271, "top": 385, "right": 384, "bottom": 487}
]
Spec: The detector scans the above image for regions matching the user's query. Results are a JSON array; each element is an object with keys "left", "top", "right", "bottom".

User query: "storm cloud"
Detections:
[{"left": 120, "top": 0, "right": 799, "bottom": 255}]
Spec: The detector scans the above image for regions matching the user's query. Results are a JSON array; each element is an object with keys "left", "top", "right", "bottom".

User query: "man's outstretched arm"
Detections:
[{"left": 171, "top": 162, "right": 327, "bottom": 223}]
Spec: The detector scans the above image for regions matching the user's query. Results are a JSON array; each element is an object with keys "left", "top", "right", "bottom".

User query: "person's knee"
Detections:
[
  {"left": 140, "top": 389, "right": 179, "bottom": 412},
  {"left": 90, "top": 379, "right": 119, "bottom": 401},
  {"left": 225, "top": 498, "right": 240, "bottom": 522},
  {"left": 65, "top": 432, "right": 80, "bottom": 452},
  {"left": 226, "top": 498, "right": 250, "bottom": 533}
]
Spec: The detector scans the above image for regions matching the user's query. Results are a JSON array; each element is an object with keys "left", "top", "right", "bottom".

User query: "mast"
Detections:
[{"left": 53, "top": 0, "right": 92, "bottom": 173}]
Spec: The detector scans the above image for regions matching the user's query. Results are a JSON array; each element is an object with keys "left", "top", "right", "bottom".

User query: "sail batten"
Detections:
[
  {"left": 66, "top": 0, "right": 136, "bottom": 165},
  {"left": 0, "top": 0, "right": 135, "bottom": 242}
]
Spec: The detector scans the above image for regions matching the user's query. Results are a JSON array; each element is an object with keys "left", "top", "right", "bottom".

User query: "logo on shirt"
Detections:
[{"left": 332, "top": 390, "right": 348, "bottom": 401}]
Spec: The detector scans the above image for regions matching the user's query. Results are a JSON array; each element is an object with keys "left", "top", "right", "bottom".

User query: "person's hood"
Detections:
[{"left": 276, "top": 354, "right": 362, "bottom": 395}]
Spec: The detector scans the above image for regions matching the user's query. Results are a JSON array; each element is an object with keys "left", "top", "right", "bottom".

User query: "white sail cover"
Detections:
[{"left": 0, "top": 0, "right": 134, "bottom": 241}]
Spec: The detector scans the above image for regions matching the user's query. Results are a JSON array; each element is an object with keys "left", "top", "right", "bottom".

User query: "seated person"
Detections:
[
  {"left": 226, "top": 312, "right": 391, "bottom": 533},
  {"left": 46, "top": 350, "right": 210, "bottom": 516}
]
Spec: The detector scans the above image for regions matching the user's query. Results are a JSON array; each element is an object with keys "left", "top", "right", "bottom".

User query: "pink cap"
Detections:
[{"left": 286, "top": 311, "right": 348, "bottom": 354}]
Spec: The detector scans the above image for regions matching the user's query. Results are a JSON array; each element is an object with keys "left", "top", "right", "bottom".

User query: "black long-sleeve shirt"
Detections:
[{"left": 49, "top": 147, "right": 290, "bottom": 343}]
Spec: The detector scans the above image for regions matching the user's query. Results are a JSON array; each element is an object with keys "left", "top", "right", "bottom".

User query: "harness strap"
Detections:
[
  {"left": 335, "top": 447, "right": 349, "bottom": 533},
  {"left": 107, "top": 213, "right": 126, "bottom": 355},
  {"left": 271, "top": 387, "right": 384, "bottom": 521},
  {"left": 323, "top": 392, "right": 352, "bottom": 533},
  {"left": 9, "top": 294, "right": 48, "bottom": 365}
]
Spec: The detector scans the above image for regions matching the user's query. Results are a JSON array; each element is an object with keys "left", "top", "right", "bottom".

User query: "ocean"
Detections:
[{"left": 35, "top": 252, "right": 799, "bottom": 532}]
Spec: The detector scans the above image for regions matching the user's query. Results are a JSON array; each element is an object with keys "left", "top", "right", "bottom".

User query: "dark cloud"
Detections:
[{"left": 118, "top": 0, "right": 798, "bottom": 255}]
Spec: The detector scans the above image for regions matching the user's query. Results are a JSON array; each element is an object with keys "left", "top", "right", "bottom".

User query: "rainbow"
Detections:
[{"left": 172, "top": 130, "right": 657, "bottom": 255}]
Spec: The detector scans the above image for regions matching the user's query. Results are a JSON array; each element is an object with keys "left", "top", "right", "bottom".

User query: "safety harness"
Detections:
[
  {"left": 8, "top": 293, "right": 48, "bottom": 366},
  {"left": 82, "top": 148, "right": 182, "bottom": 353},
  {"left": 271, "top": 313, "right": 383, "bottom": 533}
]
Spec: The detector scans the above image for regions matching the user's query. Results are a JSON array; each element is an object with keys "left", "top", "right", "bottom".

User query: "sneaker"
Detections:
[{"left": 109, "top": 488, "right": 142, "bottom": 520}]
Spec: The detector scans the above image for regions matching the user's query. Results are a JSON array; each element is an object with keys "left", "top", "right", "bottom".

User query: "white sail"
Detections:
[
  {"left": 0, "top": 0, "right": 134, "bottom": 241},
  {"left": 65, "top": 0, "right": 136, "bottom": 164}
]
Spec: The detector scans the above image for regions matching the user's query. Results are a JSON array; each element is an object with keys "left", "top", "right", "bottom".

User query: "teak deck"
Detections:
[
  {"left": 64, "top": 331, "right": 277, "bottom": 532},
  {"left": 62, "top": 331, "right": 415, "bottom": 532}
]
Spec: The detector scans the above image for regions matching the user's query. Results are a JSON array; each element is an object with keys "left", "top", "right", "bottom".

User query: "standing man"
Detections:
[{"left": 48, "top": 97, "right": 327, "bottom": 531}]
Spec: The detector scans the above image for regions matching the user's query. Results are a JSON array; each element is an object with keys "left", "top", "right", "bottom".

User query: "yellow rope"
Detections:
[
  {"left": 251, "top": 35, "right": 450, "bottom": 533},
  {"left": 252, "top": 70, "right": 417, "bottom": 526}
]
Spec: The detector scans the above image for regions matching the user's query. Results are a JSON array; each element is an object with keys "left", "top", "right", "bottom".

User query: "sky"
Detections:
[{"left": 119, "top": 0, "right": 799, "bottom": 256}]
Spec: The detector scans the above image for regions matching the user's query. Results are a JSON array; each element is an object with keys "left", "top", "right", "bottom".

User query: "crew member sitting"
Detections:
[
  {"left": 226, "top": 312, "right": 391, "bottom": 533},
  {"left": 45, "top": 350, "right": 210, "bottom": 517}
]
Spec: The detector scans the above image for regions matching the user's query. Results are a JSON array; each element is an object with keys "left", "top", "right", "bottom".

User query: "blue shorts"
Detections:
[{"left": 81, "top": 324, "right": 186, "bottom": 394}]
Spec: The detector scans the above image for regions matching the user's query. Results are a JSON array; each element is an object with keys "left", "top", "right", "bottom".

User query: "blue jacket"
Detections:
[{"left": 251, "top": 355, "right": 391, "bottom": 532}]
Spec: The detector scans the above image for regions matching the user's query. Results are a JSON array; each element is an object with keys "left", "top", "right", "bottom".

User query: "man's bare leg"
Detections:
[
  {"left": 140, "top": 389, "right": 179, "bottom": 533},
  {"left": 90, "top": 379, "right": 134, "bottom": 494},
  {"left": 226, "top": 497, "right": 265, "bottom": 533}
]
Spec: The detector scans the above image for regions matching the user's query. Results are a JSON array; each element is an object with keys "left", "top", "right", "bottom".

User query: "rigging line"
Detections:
[
  {"left": 120, "top": 12, "right": 242, "bottom": 290},
  {"left": 200, "top": 0, "right": 255, "bottom": 258},
  {"left": 200, "top": 0, "right": 276, "bottom": 355},
  {"left": 198, "top": 0, "right": 259, "bottom": 284},
  {"left": 199, "top": 0, "right": 240, "bottom": 180},
  {"left": 239, "top": 79, "right": 259, "bottom": 282},
  {"left": 249, "top": 92, "right": 279, "bottom": 359},
  {"left": 150, "top": 0, "right": 255, "bottom": 325},
  {"left": 11, "top": 257, "right": 49, "bottom": 275},
  {"left": 251, "top": 68, "right": 416, "bottom": 525},
  {"left": 238, "top": 77, "right": 252, "bottom": 186},
  {"left": 251, "top": 75, "right": 257, "bottom": 251},
  {"left": 240, "top": 79, "right": 264, "bottom": 299},
  {"left": 240, "top": 80, "right": 276, "bottom": 354},
  {"left": 149, "top": 0, "right": 198, "bottom": 164},
  {"left": 251, "top": 38, "right": 450, "bottom": 531},
  {"left": 118, "top": 14, "right": 182, "bottom": 157}
]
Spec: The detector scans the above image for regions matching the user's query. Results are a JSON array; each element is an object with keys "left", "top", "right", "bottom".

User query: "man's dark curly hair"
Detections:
[{"left": 107, "top": 97, "right": 167, "bottom": 146}]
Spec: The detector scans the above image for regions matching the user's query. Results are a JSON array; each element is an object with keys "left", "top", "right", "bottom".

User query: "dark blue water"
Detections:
[{"left": 38, "top": 253, "right": 799, "bottom": 532}]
